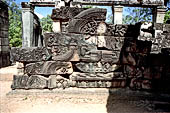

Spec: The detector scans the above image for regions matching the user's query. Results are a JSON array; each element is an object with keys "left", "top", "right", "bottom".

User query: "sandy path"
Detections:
[{"left": 0, "top": 65, "right": 108, "bottom": 113}]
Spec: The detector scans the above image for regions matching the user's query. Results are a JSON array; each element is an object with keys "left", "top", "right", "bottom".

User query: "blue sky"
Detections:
[
  {"left": 15, "top": 0, "right": 114, "bottom": 18},
  {"left": 15, "top": 0, "right": 54, "bottom": 18},
  {"left": 15, "top": 0, "right": 168, "bottom": 21},
  {"left": 15, "top": 0, "right": 120, "bottom": 20}
]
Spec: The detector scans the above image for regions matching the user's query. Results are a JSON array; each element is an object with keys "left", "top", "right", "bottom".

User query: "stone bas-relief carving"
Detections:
[
  {"left": 70, "top": 72, "right": 124, "bottom": 81},
  {"left": 11, "top": 75, "right": 48, "bottom": 89},
  {"left": 75, "top": 62, "right": 119, "bottom": 73},
  {"left": 11, "top": 6, "right": 170, "bottom": 91},
  {"left": 10, "top": 47, "right": 51, "bottom": 63},
  {"left": 51, "top": 6, "right": 87, "bottom": 21},
  {"left": 25, "top": 61, "right": 73, "bottom": 75}
]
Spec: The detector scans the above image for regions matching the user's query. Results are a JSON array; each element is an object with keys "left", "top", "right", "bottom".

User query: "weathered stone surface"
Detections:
[
  {"left": 122, "top": 39, "right": 152, "bottom": 54},
  {"left": 98, "top": 36, "right": 124, "bottom": 50},
  {"left": 0, "top": 1, "right": 10, "bottom": 68},
  {"left": 154, "top": 23, "right": 163, "bottom": 30},
  {"left": 130, "top": 78, "right": 152, "bottom": 90},
  {"left": 11, "top": 75, "right": 48, "bottom": 89},
  {"left": 76, "top": 62, "right": 119, "bottom": 73},
  {"left": 68, "top": 20, "right": 141, "bottom": 36},
  {"left": 123, "top": 65, "right": 143, "bottom": 78},
  {"left": 139, "top": 24, "right": 170, "bottom": 53},
  {"left": 10, "top": 47, "right": 51, "bottom": 62},
  {"left": 79, "top": 50, "right": 101, "bottom": 62},
  {"left": 44, "top": 33, "right": 83, "bottom": 47},
  {"left": 0, "top": 30, "right": 9, "bottom": 38},
  {"left": 21, "top": 2, "right": 43, "bottom": 47},
  {"left": 48, "top": 75, "right": 57, "bottom": 89},
  {"left": 16, "top": 62, "right": 24, "bottom": 75},
  {"left": 27, "top": 75, "right": 48, "bottom": 89},
  {"left": 163, "top": 24, "right": 170, "bottom": 33},
  {"left": 0, "top": 52, "right": 10, "bottom": 68},
  {"left": 48, "top": 75, "right": 70, "bottom": 89},
  {"left": 51, "top": 6, "right": 86, "bottom": 21},
  {"left": 67, "top": 8, "right": 106, "bottom": 34},
  {"left": 70, "top": 72, "right": 123, "bottom": 81},
  {"left": 120, "top": 50, "right": 149, "bottom": 66},
  {"left": 76, "top": 79, "right": 126, "bottom": 88},
  {"left": 44, "top": 33, "right": 97, "bottom": 61},
  {"left": 11, "top": 75, "right": 29, "bottom": 89},
  {"left": 25, "top": 61, "right": 73, "bottom": 75},
  {"left": 101, "top": 50, "right": 120, "bottom": 63}
]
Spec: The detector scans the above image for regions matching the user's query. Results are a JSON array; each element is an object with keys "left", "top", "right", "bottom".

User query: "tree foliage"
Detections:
[
  {"left": 40, "top": 15, "right": 53, "bottom": 32},
  {"left": 164, "top": 1, "right": 170, "bottom": 23},
  {"left": 123, "top": 7, "right": 152, "bottom": 24},
  {"left": 164, "top": 10, "right": 170, "bottom": 23},
  {"left": 3, "top": 0, "right": 22, "bottom": 47}
]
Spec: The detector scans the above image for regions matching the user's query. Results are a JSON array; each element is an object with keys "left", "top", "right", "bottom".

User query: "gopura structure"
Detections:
[
  {"left": 11, "top": 0, "right": 170, "bottom": 91},
  {"left": 0, "top": 1, "right": 10, "bottom": 68}
]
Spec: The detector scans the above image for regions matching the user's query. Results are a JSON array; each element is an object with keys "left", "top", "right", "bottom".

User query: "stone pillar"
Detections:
[
  {"left": 153, "top": 6, "right": 166, "bottom": 23},
  {"left": 21, "top": 2, "right": 34, "bottom": 47},
  {"left": 0, "top": 1, "right": 10, "bottom": 68},
  {"left": 112, "top": 5, "right": 123, "bottom": 24},
  {"left": 52, "top": 20, "right": 62, "bottom": 32}
]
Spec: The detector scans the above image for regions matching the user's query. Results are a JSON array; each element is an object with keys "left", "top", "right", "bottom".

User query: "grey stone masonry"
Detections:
[
  {"left": 0, "top": 1, "right": 10, "bottom": 68},
  {"left": 21, "top": 2, "right": 34, "bottom": 47},
  {"left": 21, "top": 2, "right": 43, "bottom": 47}
]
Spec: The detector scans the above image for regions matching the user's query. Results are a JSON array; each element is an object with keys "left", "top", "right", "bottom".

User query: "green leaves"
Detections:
[
  {"left": 40, "top": 15, "right": 53, "bottom": 32},
  {"left": 123, "top": 7, "right": 152, "bottom": 24},
  {"left": 164, "top": 10, "right": 170, "bottom": 23},
  {"left": 7, "top": 0, "right": 22, "bottom": 47}
]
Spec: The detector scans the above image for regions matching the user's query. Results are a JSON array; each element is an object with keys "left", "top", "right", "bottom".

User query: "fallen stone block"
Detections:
[
  {"left": 11, "top": 75, "right": 48, "bottom": 89},
  {"left": 10, "top": 47, "right": 51, "bottom": 63},
  {"left": 25, "top": 61, "right": 73, "bottom": 75}
]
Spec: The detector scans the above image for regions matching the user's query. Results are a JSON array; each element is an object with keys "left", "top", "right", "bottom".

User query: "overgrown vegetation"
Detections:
[
  {"left": 164, "top": 10, "right": 170, "bottom": 23},
  {"left": 40, "top": 15, "right": 53, "bottom": 32},
  {"left": 3, "top": 0, "right": 22, "bottom": 47}
]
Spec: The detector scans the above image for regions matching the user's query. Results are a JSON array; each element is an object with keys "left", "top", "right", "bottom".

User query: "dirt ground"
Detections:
[{"left": 0, "top": 65, "right": 170, "bottom": 113}]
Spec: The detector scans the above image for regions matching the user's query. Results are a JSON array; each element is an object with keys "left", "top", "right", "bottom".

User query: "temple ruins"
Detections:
[{"left": 9, "top": 0, "right": 170, "bottom": 91}]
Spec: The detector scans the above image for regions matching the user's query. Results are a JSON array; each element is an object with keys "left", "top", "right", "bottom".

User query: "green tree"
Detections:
[
  {"left": 40, "top": 15, "right": 53, "bottom": 32},
  {"left": 123, "top": 7, "right": 152, "bottom": 24},
  {"left": 3, "top": 0, "right": 22, "bottom": 47},
  {"left": 164, "top": 10, "right": 170, "bottom": 23},
  {"left": 164, "top": 1, "right": 170, "bottom": 23}
]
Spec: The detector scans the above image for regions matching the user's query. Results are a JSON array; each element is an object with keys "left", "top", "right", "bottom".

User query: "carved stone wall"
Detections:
[
  {"left": 0, "top": 1, "right": 10, "bottom": 68},
  {"left": 11, "top": 6, "right": 170, "bottom": 92}
]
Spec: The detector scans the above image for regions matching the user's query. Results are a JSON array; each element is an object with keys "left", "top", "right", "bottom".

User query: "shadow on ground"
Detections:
[{"left": 106, "top": 88, "right": 170, "bottom": 113}]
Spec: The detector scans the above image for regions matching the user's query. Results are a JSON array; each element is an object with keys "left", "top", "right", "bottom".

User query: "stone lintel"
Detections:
[
  {"left": 21, "top": 0, "right": 164, "bottom": 7},
  {"left": 21, "top": 2, "right": 34, "bottom": 11}
]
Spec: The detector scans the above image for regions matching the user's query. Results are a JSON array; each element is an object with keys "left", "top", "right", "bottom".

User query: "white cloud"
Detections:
[{"left": 35, "top": 12, "right": 44, "bottom": 19}]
